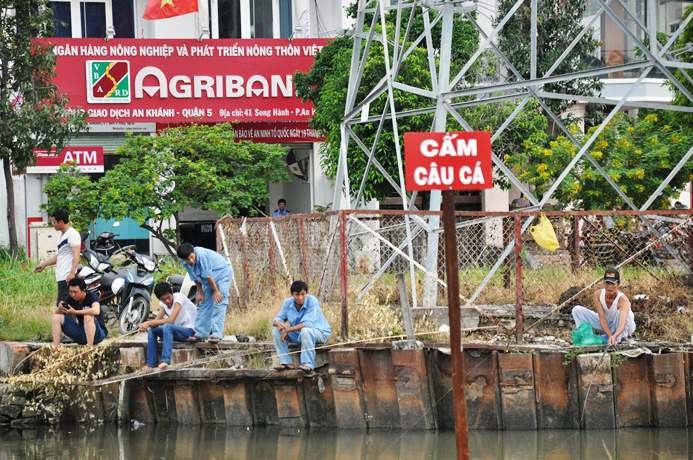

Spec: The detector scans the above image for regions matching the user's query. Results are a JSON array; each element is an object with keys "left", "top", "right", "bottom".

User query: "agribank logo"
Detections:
[{"left": 86, "top": 60, "right": 131, "bottom": 103}]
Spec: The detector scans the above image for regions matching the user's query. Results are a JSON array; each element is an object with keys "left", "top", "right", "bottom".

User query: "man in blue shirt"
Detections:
[
  {"left": 272, "top": 280, "right": 331, "bottom": 372},
  {"left": 271, "top": 198, "right": 290, "bottom": 217},
  {"left": 177, "top": 243, "right": 233, "bottom": 344}
]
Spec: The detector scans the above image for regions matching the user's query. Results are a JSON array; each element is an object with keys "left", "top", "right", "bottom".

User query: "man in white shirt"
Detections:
[
  {"left": 140, "top": 281, "right": 198, "bottom": 369},
  {"left": 34, "top": 209, "right": 82, "bottom": 305}
]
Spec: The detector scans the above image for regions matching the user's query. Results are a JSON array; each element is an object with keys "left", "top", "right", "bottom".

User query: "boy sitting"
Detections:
[{"left": 140, "top": 281, "right": 197, "bottom": 369}]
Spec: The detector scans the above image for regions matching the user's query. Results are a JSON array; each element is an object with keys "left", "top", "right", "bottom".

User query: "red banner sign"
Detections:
[
  {"left": 404, "top": 132, "right": 493, "bottom": 191},
  {"left": 27, "top": 146, "right": 104, "bottom": 174},
  {"left": 41, "top": 38, "right": 328, "bottom": 124}
]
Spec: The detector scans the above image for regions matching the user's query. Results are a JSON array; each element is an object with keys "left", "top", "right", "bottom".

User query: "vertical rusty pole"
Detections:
[
  {"left": 240, "top": 229, "right": 250, "bottom": 307},
  {"left": 268, "top": 222, "right": 276, "bottom": 293},
  {"left": 339, "top": 211, "right": 349, "bottom": 339},
  {"left": 514, "top": 214, "right": 524, "bottom": 342},
  {"left": 571, "top": 216, "right": 581, "bottom": 273},
  {"left": 442, "top": 190, "right": 469, "bottom": 460},
  {"left": 297, "top": 218, "right": 310, "bottom": 283}
]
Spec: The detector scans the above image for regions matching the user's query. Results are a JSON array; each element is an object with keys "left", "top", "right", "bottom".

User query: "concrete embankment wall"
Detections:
[{"left": 124, "top": 347, "right": 693, "bottom": 430}]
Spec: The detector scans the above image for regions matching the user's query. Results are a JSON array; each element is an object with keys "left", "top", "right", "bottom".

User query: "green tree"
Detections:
[
  {"left": 45, "top": 124, "right": 288, "bottom": 256},
  {"left": 295, "top": 8, "right": 480, "bottom": 202},
  {"left": 505, "top": 112, "right": 693, "bottom": 209},
  {"left": 0, "top": 1, "right": 86, "bottom": 252},
  {"left": 496, "top": 0, "right": 601, "bottom": 115},
  {"left": 42, "top": 163, "right": 99, "bottom": 230}
]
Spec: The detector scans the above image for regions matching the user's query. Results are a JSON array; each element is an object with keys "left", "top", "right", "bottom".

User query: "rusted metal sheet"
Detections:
[
  {"left": 652, "top": 352, "right": 688, "bottom": 427},
  {"left": 426, "top": 348, "right": 454, "bottom": 429},
  {"left": 613, "top": 355, "right": 652, "bottom": 427},
  {"left": 533, "top": 351, "right": 579, "bottom": 429},
  {"left": 221, "top": 382, "right": 253, "bottom": 426},
  {"left": 198, "top": 382, "right": 226, "bottom": 424},
  {"left": 392, "top": 348, "right": 435, "bottom": 430},
  {"left": 251, "top": 381, "right": 278, "bottom": 426},
  {"left": 99, "top": 382, "right": 120, "bottom": 422},
  {"left": 273, "top": 382, "right": 307, "bottom": 427},
  {"left": 576, "top": 353, "right": 615, "bottom": 429},
  {"left": 128, "top": 382, "right": 155, "bottom": 423},
  {"left": 463, "top": 349, "right": 501, "bottom": 430},
  {"left": 497, "top": 353, "right": 536, "bottom": 430},
  {"left": 170, "top": 348, "right": 200, "bottom": 365},
  {"left": 151, "top": 382, "right": 178, "bottom": 423},
  {"left": 358, "top": 348, "right": 400, "bottom": 428},
  {"left": 303, "top": 372, "right": 336, "bottom": 427},
  {"left": 328, "top": 348, "right": 366, "bottom": 428},
  {"left": 173, "top": 384, "right": 200, "bottom": 424}
]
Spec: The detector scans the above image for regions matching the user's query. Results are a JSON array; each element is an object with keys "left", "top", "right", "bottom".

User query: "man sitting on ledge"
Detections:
[
  {"left": 52, "top": 278, "right": 107, "bottom": 346},
  {"left": 272, "top": 280, "right": 331, "bottom": 373}
]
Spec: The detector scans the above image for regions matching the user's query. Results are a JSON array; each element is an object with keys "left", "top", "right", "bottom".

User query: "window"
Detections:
[
  {"left": 50, "top": 1, "right": 72, "bottom": 37},
  {"left": 218, "top": 0, "right": 242, "bottom": 38},
  {"left": 251, "top": 0, "right": 273, "bottom": 38},
  {"left": 279, "top": 0, "right": 292, "bottom": 38},
  {"left": 112, "top": 0, "right": 135, "bottom": 38},
  {"left": 80, "top": 2, "right": 106, "bottom": 38}
]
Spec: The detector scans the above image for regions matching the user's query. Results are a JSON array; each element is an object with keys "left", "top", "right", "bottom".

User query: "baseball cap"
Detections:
[{"left": 604, "top": 267, "right": 620, "bottom": 284}]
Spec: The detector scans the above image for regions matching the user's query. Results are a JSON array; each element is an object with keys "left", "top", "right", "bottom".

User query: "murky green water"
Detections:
[{"left": 1, "top": 426, "right": 691, "bottom": 459}]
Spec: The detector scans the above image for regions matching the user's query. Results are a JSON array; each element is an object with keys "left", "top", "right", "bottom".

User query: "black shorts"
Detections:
[{"left": 57, "top": 281, "right": 69, "bottom": 306}]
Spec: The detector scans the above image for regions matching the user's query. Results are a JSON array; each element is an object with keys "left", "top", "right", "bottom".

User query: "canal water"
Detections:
[{"left": 1, "top": 426, "right": 690, "bottom": 459}]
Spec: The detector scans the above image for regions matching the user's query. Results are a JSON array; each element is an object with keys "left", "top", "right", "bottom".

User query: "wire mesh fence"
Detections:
[{"left": 217, "top": 209, "right": 693, "bottom": 342}]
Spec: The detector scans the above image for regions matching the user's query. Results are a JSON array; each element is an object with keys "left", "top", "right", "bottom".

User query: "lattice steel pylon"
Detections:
[{"left": 334, "top": 0, "right": 693, "bottom": 308}]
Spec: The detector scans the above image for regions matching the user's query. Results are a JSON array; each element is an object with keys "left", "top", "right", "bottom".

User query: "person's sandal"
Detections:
[
  {"left": 207, "top": 336, "right": 221, "bottom": 344},
  {"left": 157, "top": 362, "right": 169, "bottom": 369},
  {"left": 299, "top": 364, "right": 313, "bottom": 374},
  {"left": 273, "top": 364, "right": 293, "bottom": 371},
  {"left": 186, "top": 336, "right": 203, "bottom": 343}
]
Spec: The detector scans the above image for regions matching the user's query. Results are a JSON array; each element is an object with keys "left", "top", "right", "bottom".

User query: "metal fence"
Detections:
[{"left": 217, "top": 209, "right": 693, "bottom": 341}]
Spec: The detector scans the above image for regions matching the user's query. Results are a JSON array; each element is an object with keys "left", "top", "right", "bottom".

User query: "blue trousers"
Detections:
[
  {"left": 273, "top": 326, "right": 329, "bottom": 369},
  {"left": 194, "top": 276, "right": 231, "bottom": 340},
  {"left": 147, "top": 324, "right": 195, "bottom": 366},
  {"left": 571, "top": 305, "right": 635, "bottom": 343}
]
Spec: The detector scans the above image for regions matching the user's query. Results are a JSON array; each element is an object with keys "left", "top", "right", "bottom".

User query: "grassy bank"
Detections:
[
  {"left": 1, "top": 253, "right": 690, "bottom": 343},
  {"left": 0, "top": 254, "right": 55, "bottom": 341}
]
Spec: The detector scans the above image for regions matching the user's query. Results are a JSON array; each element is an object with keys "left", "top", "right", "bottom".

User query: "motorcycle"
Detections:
[
  {"left": 77, "top": 246, "right": 158, "bottom": 334},
  {"left": 166, "top": 272, "right": 198, "bottom": 305},
  {"left": 91, "top": 231, "right": 120, "bottom": 258}
]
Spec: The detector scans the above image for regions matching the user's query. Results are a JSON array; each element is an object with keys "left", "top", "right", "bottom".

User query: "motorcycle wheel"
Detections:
[{"left": 119, "top": 295, "right": 150, "bottom": 334}]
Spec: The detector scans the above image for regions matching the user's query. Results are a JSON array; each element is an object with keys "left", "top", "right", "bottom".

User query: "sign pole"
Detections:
[{"left": 442, "top": 189, "right": 470, "bottom": 460}]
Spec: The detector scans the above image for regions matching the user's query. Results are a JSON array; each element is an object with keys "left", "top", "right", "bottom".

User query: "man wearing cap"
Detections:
[{"left": 572, "top": 267, "right": 636, "bottom": 345}]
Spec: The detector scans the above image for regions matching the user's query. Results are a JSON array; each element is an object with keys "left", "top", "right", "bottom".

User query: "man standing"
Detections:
[
  {"left": 140, "top": 281, "right": 197, "bottom": 369},
  {"left": 177, "top": 243, "right": 232, "bottom": 344},
  {"left": 572, "top": 267, "right": 636, "bottom": 345},
  {"left": 35, "top": 209, "right": 81, "bottom": 305},
  {"left": 272, "top": 281, "right": 331, "bottom": 372},
  {"left": 272, "top": 198, "right": 290, "bottom": 217},
  {"left": 52, "top": 278, "right": 107, "bottom": 346}
]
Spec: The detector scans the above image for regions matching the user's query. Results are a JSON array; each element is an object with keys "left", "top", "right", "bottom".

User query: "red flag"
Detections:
[{"left": 143, "top": 0, "right": 198, "bottom": 20}]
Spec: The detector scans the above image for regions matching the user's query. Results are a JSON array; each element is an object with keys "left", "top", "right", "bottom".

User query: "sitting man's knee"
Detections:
[
  {"left": 52, "top": 313, "right": 64, "bottom": 323},
  {"left": 299, "top": 327, "right": 312, "bottom": 340},
  {"left": 83, "top": 315, "right": 95, "bottom": 324},
  {"left": 272, "top": 327, "right": 282, "bottom": 338}
]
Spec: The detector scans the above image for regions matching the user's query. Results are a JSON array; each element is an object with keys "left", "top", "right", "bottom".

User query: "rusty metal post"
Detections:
[
  {"left": 571, "top": 216, "right": 581, "bottom": 273},
  {"left": 268, "top": 223, "right": 276, "bottom": 293},
  {"left": 441, "top": 190, "right": 469, "bottom": 460},
  {"left": 240, "top": 229, "right": 250, "bottom": 306},
  {"left": 514, "top": 214, "right": 524, "bottom": 342},
  {"left": 339, "top": 211, "right": 349, "bottom": 339},
  {"left": 297, "top": 218, "right": 310, "bottom": 283}
]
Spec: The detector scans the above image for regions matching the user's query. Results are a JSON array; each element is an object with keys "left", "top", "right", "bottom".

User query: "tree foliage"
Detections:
[
  {"left": 505, "top": 112, "right": 693, "bottom": 209},
  {"left": 45, "top": 124, "right": 287, "bottom": 255},
  {"left": 0, "top": 1, "right": 86, "bottom": 251},
  {"left": 295, "top": 9, "right": 480, "bottom": 202},
  {"left": 496, "top": 0, "right": 601, "bottom": 113}
]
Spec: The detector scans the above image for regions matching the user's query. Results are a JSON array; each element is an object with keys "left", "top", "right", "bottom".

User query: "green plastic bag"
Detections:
[{"left": 571, "top": 323, "right": 607, "bottom": 346}]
